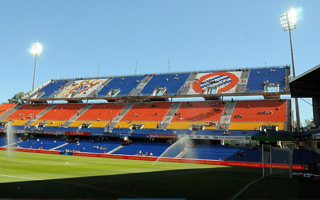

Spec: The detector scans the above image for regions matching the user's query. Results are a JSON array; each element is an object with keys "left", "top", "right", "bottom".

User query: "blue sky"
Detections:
[{"left": 0, "top": 0, "right": 319, "bottom": 124}]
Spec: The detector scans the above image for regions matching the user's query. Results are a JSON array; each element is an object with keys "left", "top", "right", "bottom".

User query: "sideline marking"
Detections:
[{"left": 0, "top": 174, "right": 42, "bottom": 181}]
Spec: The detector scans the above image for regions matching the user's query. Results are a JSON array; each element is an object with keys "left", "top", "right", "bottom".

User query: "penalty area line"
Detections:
[{"left": 231, "top": 175, "right": 268, "bottom": 200}]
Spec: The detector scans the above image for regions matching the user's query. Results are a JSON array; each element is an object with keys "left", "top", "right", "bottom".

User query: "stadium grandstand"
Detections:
[{"left": 1, "top": 65, "right": 320, "bottom": 171}]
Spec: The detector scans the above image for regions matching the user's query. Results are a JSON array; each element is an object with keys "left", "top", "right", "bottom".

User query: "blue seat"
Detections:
[
  {"left": 97, "top": 76, "right": 144, "bottom": 97},
  {"left": 246, "top": 67, "right": 286, "bottom": 92},
  {"left": 113, "top": 142, "right": 170, "bottom": 156},
  {"left": 38, "top": 80, "right": 67, "bottom": 98},
  {"left": 140, "top": 73, "right": 190, "bottom": 96}
]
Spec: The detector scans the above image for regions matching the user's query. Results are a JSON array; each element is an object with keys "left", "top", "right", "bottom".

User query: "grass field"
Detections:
[{"left": 0, "top": 150, "right": 319, "bottom": 199}]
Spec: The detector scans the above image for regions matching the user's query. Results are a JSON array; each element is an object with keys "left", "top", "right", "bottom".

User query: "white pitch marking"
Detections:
[{"left": 0, "top": 174, "right": 42, "bottom": 181}]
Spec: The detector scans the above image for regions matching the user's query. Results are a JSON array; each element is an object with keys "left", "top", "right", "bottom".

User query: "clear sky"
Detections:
[{"left": 0, "top": 0, "right": 319, "bottom": 125}]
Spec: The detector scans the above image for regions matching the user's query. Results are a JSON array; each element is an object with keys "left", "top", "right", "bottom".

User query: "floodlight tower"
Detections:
[
  {"left": 30, "top": 42, "right": 43, "bottom": 91},
  {"left": 280, "top": 8, "right": 301, "bottom": 132}
]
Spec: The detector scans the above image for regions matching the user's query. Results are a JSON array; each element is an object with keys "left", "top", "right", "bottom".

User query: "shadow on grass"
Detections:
[
  {"left": 0, "top": 167, "right": 260, "bottom": 199},
  {"left": 0, "top": 166, "right": 318, "bottom": 200}
]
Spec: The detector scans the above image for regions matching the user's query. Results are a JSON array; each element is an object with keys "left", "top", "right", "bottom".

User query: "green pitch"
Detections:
[{"left": 0, "top": 150, "right": 319, "bottom": 199}]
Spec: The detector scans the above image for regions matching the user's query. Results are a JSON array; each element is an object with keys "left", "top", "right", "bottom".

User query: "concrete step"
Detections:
[
  {"left": 51, "top": 142, "right": 69, "bottom": 151},
  {"left": 107, "top": 103, "right": 135, "bottom": 129},
  {"left": 158, "top": 102, "right": 182, "bottom": 129},
  {"left": 107, "top": 145, "right": 124, "bottom": 154}
]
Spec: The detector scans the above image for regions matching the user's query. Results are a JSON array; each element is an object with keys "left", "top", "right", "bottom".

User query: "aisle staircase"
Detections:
[
  {"left": 26, "top": 104, "right": 57, "bottom": 126},
  {"left": 177, "top": 73, "right": 197, "bottom": 95},
  {"left": 0, "top": 104, "right": 24, "bottom": 121},
  {"left": 106, "top": 103, "right": 135, "bottom": 130},
  {"left": 158, "top": 102, "right": 182, "bottom": 129},
  {"left": 218, "top": 101, "right": 236, "bottom": 130},
  {"left": 130, "top": 75, "right": 153, "bottom": 96},
  {"left": 63, "top": 104, "right": 93, "bottom": 127}
]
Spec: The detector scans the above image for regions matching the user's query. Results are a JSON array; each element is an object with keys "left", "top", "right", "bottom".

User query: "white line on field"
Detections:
[
  {"left": 0, "top": 174, "right": 42, "bottom": 181},
  {"left": 231, "top": 175, "right": 268, "bottom": 200}
]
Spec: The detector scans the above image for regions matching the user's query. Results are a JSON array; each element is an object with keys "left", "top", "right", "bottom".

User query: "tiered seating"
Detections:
[
  {"left": 6, "top": 120, "right": 29, "bottom": 126},
  {"left": 160, "top": 144, "right": 184, "bottom": 158},
  {"left": 183, "top": 145, "right": 245, "bottom": 160},
  {"left": 293, "top": 149, "right": 320, "bottom": 165},
  {"left": 37, "top": 80, "right": 67, "bottom": 99},
  {"left": 5, "top": 104, "right": 51, "bottom": 126},
  {"left": 230, "top": 100, "right": 287, "bottom": 130},
  {"left": 55, "top": 79, "right": 107, "bottom": 98},
  {"left": 69, "top": 103, "right": 125, "bottom": 128},
  {"left": 57, "top": 139, "right": 121, "bottom": 153},
  {"left": 229, "top": 148, "right": 262, "bottom": 162},
  {"left": 183, "top": 145, "right": 263, "bottom": 162},
  {"left": 114, "top": 121, "right": 160, "bottom": 130},
  {"left": 131, "top": 129, "right": 177, "bottom": 136},
  {"left": 39, "top": 104, "right": 85, "bottom": 121},
  {"left": 229, "top": 122, "right": 285, "bottom": 131},
  {"left": 232, "top": 100, "right": 287, "bottom": 122},
  {"left": 78, "top": 103, "right": 125, "bottom": 121},
  {"left": 113, "top": 142, "right": 170, "bottom": 156},
  {"left": 0, "top": 137, "right": 7, "bottom": 146},
  {"left": 195, "top": 130, "right": 263, "bottom": 137},
  {"left": 0, "top": 103, "right": 16, "bottom": 117},
  {"left": 168, "top": 101, "right": 224, "bottom": 129},
  {"left": 118, "top": 102, "right": 172, "bottom": 129},
  {"left": 16, "top": 138, "right": 66, "bottom": 150},
  {"left": 246, "top": 68, "right": 287, "bottom": 92},
  {"left": 140, "top": 73, "right": 190, "bottom": 95},
  {"left": 97, "top": 76, "right": 144, "bottom": 97}
]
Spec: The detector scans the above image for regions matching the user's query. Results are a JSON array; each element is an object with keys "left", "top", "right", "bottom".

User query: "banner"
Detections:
[
  {"left": 65, "top": 131, "right": 90, "bottom": 136},
  {"left": 187, "top": 135, "right": 251, "bottom": 141},
  {"left": 149, "top": 134, "right": 178, "bottom": 139}
]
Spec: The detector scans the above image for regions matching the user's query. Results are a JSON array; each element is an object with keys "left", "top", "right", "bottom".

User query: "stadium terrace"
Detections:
[{"left": 1, "top": 65, "right": 320, "bottom": 171}]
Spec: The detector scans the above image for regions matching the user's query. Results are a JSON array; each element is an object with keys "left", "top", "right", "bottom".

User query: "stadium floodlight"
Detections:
[
  {"left": 30, "top": 42, "right": 43, "bottom": 91},
  {"left": 280, "top": 8, "right": 298, "bottom": 31},
  {"left": 280, "top": 8, "right": 300, "bottom": 132}
]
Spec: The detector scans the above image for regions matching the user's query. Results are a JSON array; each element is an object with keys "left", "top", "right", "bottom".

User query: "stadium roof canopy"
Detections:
[{"left": 290, "top": 64, "right": 320, "bottom": 97}]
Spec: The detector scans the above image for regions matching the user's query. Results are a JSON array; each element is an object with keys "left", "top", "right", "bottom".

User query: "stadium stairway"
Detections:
[
  {"left": 0, "top": 104, "right": 23, "bottom": 122},
  {"left": 50, "top": 142, "right": 69, "bottom": 151},
  {"left": 108, "top": 103, "right": 135, "bottom": 129},
  {"left": 63, "top": 104, "right": 93, "bottom": 128},
  {"left": 178, "top": 73, "right": 197, "bottom": 95},
  {"left": 107, "top": 145, "right": 124, "bottom": 154},
  {"left": 51, "top": 80, "right": 75, "bottom": 98},
  {"left": 86, "top": 79, "right": 112, "bottom": 97},
  {"left": 130, "top": 75, "right": 153, "bottom": 96},
  {"left": 0, "top": 104, "right": 16, "bottom": 119},
  {"left": 218, "top": 101, "right": 236, "bottom": 130},
  {"left": 236, "top": 70, "right": 250, "bottom": 93},
  {"left": 26, "top": 104, "right": 57, "bottom": 126},
  {"left": 6, "top": 139, "right": 23, "bottom": 147},
  {"left": 158, "top": 102, "right": 182, "bottom": 129},
  {"left": 175, "top": 147, "right": 191, "bottom": 158}
]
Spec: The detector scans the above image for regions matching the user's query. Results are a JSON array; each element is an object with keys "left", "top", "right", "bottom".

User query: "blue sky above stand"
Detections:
[{"left": 0, "top": 0, "right": 319, "bottom": 124}]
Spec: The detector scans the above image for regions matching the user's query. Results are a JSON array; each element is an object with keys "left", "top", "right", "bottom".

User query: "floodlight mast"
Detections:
[
  {"left": 30, "top": 43, "right": 43, "bottom": 91},
  {"left": 280, "top": 9, "right": 300, "bottom": 132}
]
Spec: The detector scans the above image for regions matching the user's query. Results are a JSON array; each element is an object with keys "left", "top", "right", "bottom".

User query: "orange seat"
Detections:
[
  {"left": 0, "top": 103, "right": 16, "bottom": 117},
  {"left": 231, "top": 100, "right": 287, "bottom": 122},
  {"left": 6, "top": 104, "right": 50, "bottom": 120},
  {"left": 77, "top": 103, "right": 125, "bottom": 121},
  {"left": 121, "top": 102, "right": 171, "bottom": 121},
  {"left": 171, "top": 101, "right": 225, "bottom": 122},
  {"left": 40, "top": 104, "right": 85, "bottom": 121}
]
